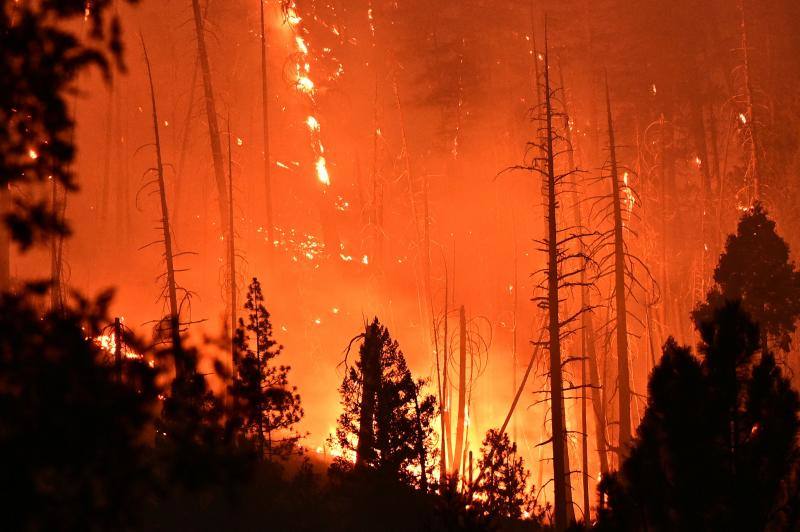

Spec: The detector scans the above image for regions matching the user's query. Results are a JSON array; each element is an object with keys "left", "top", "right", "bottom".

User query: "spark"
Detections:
[
  {"left": 28, "top": 148, "right": 38, "bottom": 160},
  {"left": 236, "top": 137, "right": 244, "bottom": 146},
  {"left": 739, "top": 112, "right": 748, "bottom": 125},
  {"left": 361, "top": 255, "right": 369, "bottom": 265}
]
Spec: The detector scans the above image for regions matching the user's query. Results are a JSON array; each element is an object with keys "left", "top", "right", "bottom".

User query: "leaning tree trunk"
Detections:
[
  {"left": 605, "top": 79, "right": 632, "bottom": 452},
  {"left": 190, "top": 0, "right": 229, "bottom": 231},
  {"left": 143, "top": 38, "right": 182, "bottom": 370}
]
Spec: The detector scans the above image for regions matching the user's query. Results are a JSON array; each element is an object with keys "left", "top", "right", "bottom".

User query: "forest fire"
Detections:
[{"left": 3, "top": 0, "right": 800, "bottom": 530}]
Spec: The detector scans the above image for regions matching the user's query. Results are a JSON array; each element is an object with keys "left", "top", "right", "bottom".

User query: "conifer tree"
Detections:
[
  {"left": 597, "top": 301, "right": 800, "bottom": 530},
  {"left": 230, "top": 277, "right": 303, "bottom": 460},
  {"left": 472, "top": 429, "right": 539, "bottom": 523},
  {"left": 333, "top": 318, "right": 437, "bottom": 490},
  {"left": 693, "top": 203, "right": 800, "bottom": 352}
]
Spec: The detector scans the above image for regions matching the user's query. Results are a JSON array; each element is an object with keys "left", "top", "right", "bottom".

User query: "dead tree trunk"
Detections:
[
  {"left": 739, "top": 0, "right": 760, "bottom": 202},
  {"left": 143, "top": 38, "right": 182, "bottom": 369},
  {"left": 543, "top": 35, "right": 571, "bottom": 531},
  {"left": 559, "top": 65, "right": 602, "bottom": 521},
  {"left": 259, "top": 0, "right": 274, "bottom": 243},
  {"left": 227, "top": 120, "right": 237, "bottom": 376},
  {"left": 605, "top": 79, "right": 632, "bottom": 452},
  {"left": 453, "top": 305, "right": 467, "bottom": 476},
  {"left": 190, "top": 0, "right": 229, "bottom": 230}
]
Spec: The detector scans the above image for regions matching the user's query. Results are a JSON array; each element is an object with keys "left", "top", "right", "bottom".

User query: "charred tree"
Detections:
[
  {"left": 227, "top": 119, "right": 238, "bottom": 377},
  {"left": 605, "top": 79, "right": 632, "bottom": 452},
  {"left": 561, "top": 66, "right": 609, "bottom": 483},
  {"left": 190, "top": 0, "right": 229, "bottom": 230},
  {"left": 142, "top": 38, "right": 182, "bottom": 368},
  {"left": 515, "top": 28, "right": 586, "bottom": 530}
]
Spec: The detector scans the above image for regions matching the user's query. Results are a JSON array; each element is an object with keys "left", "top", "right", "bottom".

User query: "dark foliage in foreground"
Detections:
[
  {"left": 0, "top": 284, "right": 158, "bottom": 530},
  {"left": 1, "top": 1, "right": 136, "bottom": 248},
  {"left": 597, "top": 300, "right": 800, "bottom": 530}
]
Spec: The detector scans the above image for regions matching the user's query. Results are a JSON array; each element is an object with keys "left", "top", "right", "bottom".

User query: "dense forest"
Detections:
[{"left": 2, "top": 0, "right": 800, "bottom": 530}]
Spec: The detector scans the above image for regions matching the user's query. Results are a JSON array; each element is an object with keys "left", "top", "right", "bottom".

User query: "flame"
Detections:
[
  {"left": 315, "top": 156, "right": 330, "bottom": 186},
  {"left": 296, "top": 73, "right": 315, "bottom": 94},
  {"left": 306, "top": 116, "right": 320, "bottom": 132},
  {"left": 622, "top": 172, "right": 635, "bottom": 212}
]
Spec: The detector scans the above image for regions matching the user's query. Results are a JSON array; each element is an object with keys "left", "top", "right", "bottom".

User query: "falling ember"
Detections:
[
  {"left": 315, "top": 156, "right": 330, "bottom": 186},
  {"left": 739, "top": 112, "right": 748, "bottom": 125}
]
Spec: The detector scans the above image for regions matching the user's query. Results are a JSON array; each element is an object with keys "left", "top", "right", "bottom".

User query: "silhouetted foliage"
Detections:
[
  {"left": 0, "top": 284, "right": 158, "bottom": 530},
  {"left": 0, "top": 1, "right": 135, "bottom": 248},
  {"left": 230, "top": 277, "right": 304, "bottom": 460},
  {"left": 155, "top": 344, "right": 250, "bottom": 492},
  {"left": 597, "top": 300, "right": 800, "bottom": 530},
  {"left": 332, "top": 318, "right": 437, "bottom": 490},
  {"left": 693, "top": 203, "right": 800, "bottom": 351},
  {"left": 472, "top": 429, "right": 543, "bottom": 525}
]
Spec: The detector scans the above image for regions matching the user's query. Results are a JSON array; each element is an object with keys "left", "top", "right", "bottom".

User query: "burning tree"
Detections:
[
  {"left": 332, "top": 318, "right": 437, "bottom": 491},
  {"left": 230, "top": 277, "right": 304, "bottom": 460}
]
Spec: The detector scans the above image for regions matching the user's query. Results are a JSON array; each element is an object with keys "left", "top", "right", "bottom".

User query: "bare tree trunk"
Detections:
[
  {"left": 558, "top": 66, "right": 597, "bottom": 524},
  {"left": 227, "top": 119, "right": 237, "bottom": 377},
  {"left": 259, "top": 0, "right": 274, "bottom": 243},
  {"left": 739, "top": 0, "right": 760, "bottom": 202},
  {"left": 543, "top": 36, "right": 570, "bottom": 532},
  {"left": 561, "top": 64, "right": 609, "bottom": 479},
  {"left": 605, "top": 78, "right": 632, "bottom": 452},
  {"left": 190, "top": 0, "right": 229, "bottom": 231},
  {"left": 453, "top": 305, "right": 467, "bottom": 476},
  {"left": 143, "top": 37, "right": 182, "bottom": 370}
]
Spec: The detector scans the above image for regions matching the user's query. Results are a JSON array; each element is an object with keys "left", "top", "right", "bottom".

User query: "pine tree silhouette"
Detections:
[
  {"left": 598, "top": 301, "right": 799, "bottom": 530},
  {"left": 230, "top": 277, "right": 303, "bottom": 460},
  {"left": 693, "top": 203, "right": 800, "bottom": 351},
  {"left": 472, "top": 429, "right": 543, "bottom": 524},
  {"left": 332, "top": 318, "right": 437, "bottom": 490}
]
